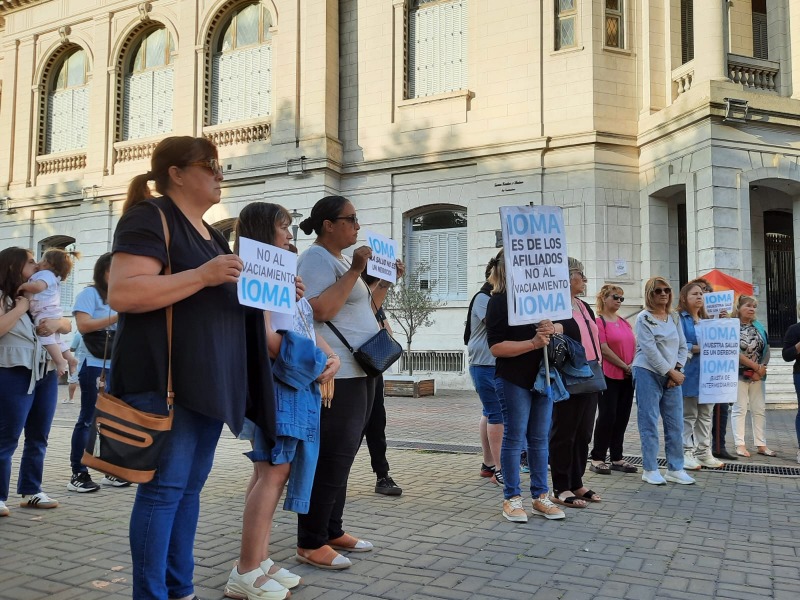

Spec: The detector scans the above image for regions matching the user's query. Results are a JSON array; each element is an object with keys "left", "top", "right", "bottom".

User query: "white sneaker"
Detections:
[
  {"left": 20, "top": 491, "right": 58, "bottom": 509},
  {"left": 683, "top": 450, "right": 701, "bottom": 470},
  {"left": 261, "top": 558, "right": 302, "bottom": 590},
  {"left": 0, "top": 500, "right": 9, "bottom": 517},
  {"left": 642, "top": 470, "right": 666, "bottom": 485},
  {"left": 224, "top": 566, "right": 289, "bottom": 600},
  {"left": 665, "top": 470, "right": 696, "bottom": 485},
  {"left": 696, "top": 454, "right": 724, "bottom": 469},
  {"left": 502, "top": 496, "right": 528, "bottom": 522}
]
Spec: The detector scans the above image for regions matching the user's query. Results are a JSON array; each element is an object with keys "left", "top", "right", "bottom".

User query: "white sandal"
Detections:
[
  {"left": 261, "top": 558, "right": 302, "bottom": 589},
  {"left": 224, "top": 566, "right": 289, "bottom": 600}
]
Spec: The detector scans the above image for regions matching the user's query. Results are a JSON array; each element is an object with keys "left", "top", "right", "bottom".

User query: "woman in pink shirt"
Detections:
[{"left": 589, "top": 285, "right": 638, "bottom": 474}]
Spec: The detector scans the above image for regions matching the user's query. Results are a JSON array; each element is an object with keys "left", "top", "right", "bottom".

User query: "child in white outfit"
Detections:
[{"left": 18, "top": 248, "right": 80, "bottom": 376}]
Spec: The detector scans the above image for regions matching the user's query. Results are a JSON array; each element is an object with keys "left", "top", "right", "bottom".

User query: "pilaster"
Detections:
[
  {"left": 86, "top": 13, "right": 111, "bottom": 178},
  {"left": 693, "top": 0, "right": 729, "bottom": 84},
  {"left": 10, "top": 36, "right": 36, "bottom": 189}
]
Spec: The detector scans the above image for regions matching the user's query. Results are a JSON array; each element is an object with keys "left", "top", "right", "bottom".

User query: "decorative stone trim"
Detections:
[
  {"left": 728, "top": 54, "right": 779, "bottom": 92},
  {"left": 114, "top": 139, "right": 158, "bottom": 162},
  {"left": 672, "top": 61, "right": 694, "bottom": 97},
  {"left": 203, "top": 121, "right": 271, "bottom": 147},
  {"left": 36, "top": 152, "right": 86, "bottom": 175}
]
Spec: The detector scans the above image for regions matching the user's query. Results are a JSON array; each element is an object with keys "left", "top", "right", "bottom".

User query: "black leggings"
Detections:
[
  {"left": 363, "top": 376, "right": 390, "bottom": 477},
  {"left": 590, "top": 377, "right": 634, "bottom": 463},
  {"left": 297, "top": 376, "right": 376, "bottom": 549},
  {"left": 549, "top": 392, "right": 598, "bottom": 493}
]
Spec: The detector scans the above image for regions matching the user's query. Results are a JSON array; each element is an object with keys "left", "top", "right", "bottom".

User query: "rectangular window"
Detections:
[
  {"left": 46, "top": 87, "right": 89, "bottom": 153},
  {"left": 752, "top": 10, "right": 768, "bottom": 60},
  {"left": 408, "top": 0, "right": 467, "bottom": 99},
  {"left": 555, "top": 0, "right": 577, "bottom": 50},
  {"left": 681, "top": 0, "right": 694, "bottom": 64},
  {"left": 211, "top": 44, "right": 272, "bottom": 125},
  {"left": 123, "top": 67, "right": 174, "bottom": 140},
  {"left": 407, "top": 229, "right": 468, "bottom": 301},
  {"left": 605, "top": 0, "right": 623, "bottom": 49}
]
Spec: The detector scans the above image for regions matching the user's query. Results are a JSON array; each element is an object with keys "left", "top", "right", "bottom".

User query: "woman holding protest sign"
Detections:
[
  {"left": 677, "top": 282, "right": 724, "bottom": 470},
  {"left": 633, "top": 277, "right": 693, "bottom": 485},
  {"left": 731, "top": 295, "right": 773, "bottom": 457},
  {"left": 485, "top": 250, "right": 565, "bottom": 522},
  {"left": 295, "top": 195, "right": 404, "bottom": 569}
]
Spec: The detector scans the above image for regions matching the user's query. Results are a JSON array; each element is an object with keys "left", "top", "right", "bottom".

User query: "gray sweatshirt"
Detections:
[{"left": 633, "top": 310, "right": 689, "bottom": 376}]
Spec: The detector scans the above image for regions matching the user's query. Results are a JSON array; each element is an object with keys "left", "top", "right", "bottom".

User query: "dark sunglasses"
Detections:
[
  {"left": 331, "top": 215, "right": 359, "bottom": 225},
  {"left": 611, "top": 294, "right": 625, "bottom": 302},
  {"left": 570, "top": 271, "right": 586, "bottom": 279},
  {"left": 653, "top": 287, "right": 672, "bottom": 295},
  {"left": 187, "top": 158, "right": 223, "bottom": 176}
]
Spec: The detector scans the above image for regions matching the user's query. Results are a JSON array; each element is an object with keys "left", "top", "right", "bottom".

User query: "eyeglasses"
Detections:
[
  {"left": 653, "top": 287, "right": 672, "bottom": 295},
  {"left": 332, "top": 215, "right": 359, "bottom": 225},
  {"left": 570, "top": 271, "right": 586, "bottom": 280},
  {"left": 611, "top": 294, "right": 625, "bottom": 302},
  {"left": 187, "top": 159, "right": 223, "bottom": 176}
]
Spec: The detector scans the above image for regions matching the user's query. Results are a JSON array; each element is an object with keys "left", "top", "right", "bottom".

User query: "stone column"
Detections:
[
  {"left": 787, "top": 0, "right": 800, "bottom": 98},
  {"left": 693, "top": 0, "right": 729, "bottom": 83},
  {"left": 10, "top": 36, "right": 37, "bottom": 189},
  {"left": 86, "top": 13, "right": 112, "bottom": 178}
]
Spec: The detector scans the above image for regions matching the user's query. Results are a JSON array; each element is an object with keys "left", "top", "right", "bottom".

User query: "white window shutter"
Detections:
[
  {"left": 211, "top": 44, "right": 271, "bottom": 125},
  {"left": 753, "top": 12, "right": 768, "bottom": 60},
  {"left": 409, "top": 0, "right": 466, "bottom": 99}
]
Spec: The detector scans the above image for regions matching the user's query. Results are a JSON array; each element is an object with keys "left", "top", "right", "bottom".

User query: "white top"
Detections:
[{"left": 28, "top": 270, "right": 62, "bottom": 322}]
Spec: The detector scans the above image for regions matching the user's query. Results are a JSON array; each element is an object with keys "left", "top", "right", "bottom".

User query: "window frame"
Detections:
[
  {"left": 603, "top": 0, "right": 624, "bottom": 50},
  {"left": 681, "top": 0, "right": 694, "bottom": 65},
  {"left": 555, "top": 0, "right": 578, "bottom": 51},
  {"left": 43, "top": 48, "right": 90, "bottom": 155}
]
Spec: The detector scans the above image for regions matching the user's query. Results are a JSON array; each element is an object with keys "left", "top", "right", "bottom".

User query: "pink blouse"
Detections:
[
  {"left": 596, "top": 315, "right": 636, "bottom": 380},
  {"left": 573, "top": 301, "right": 601, "bottom": 362}
]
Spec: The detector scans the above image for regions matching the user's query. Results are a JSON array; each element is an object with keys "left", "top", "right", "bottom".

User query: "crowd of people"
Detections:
[{"left": 1, "top": 133, "right": 800, "bottom": 597}]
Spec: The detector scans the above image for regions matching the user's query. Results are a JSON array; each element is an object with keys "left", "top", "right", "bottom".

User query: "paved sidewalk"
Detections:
[{"left": 0, "top": 388, "right": 798, "bottom": 599}]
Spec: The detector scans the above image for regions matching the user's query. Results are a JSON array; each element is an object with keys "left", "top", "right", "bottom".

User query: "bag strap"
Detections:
[
  {"left": 325, "top": 320, "right": 355, "bottom": 354},
  {"left": 576, "top": 300, "right": 601, "bottom": 359}
]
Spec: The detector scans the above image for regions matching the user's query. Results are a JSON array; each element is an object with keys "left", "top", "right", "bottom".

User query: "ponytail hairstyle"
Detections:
[
  {"left": 233, "top": 202, "right": 292, "bottom": 253},
  {"left": 298, "top": 195, "right": 349, "bottom": 236},
  {"left": 92, "top": 252, "right": 113, "bottom": 303},
  {"left": 487, "top": 249, "right": 507, "bottom": 294},
  {"left": 0, "top": 247, "right": 33, "bottom": 309},
  {"left": 40, "top": 248, "right": 81, "bottom": 281},
  {"left": 123, "top": 136, "right": 219, "bottom": 214}
]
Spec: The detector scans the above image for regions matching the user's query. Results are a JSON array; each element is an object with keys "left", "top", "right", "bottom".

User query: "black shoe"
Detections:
[
  {"left": 712, "top": 449, "right": 738, "bottom": 461},
  {"left": 375, "top": 476, "right": 402, "bottom": 496},
  {"left": 67, "top": 472, "right": 100, "bottom": 493}
]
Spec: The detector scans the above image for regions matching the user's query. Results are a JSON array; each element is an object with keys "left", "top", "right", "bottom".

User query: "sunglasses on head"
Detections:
[
  {"left": 653, "top": 287, "right": 671, "bottom": 295},
  {"left": 611, "top": 294, "right": 624, "bottom": 302}
]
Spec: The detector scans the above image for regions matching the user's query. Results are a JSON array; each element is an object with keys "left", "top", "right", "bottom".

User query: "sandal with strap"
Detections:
[
  {"left": 550, "top": 491, "right": 587, "bottom": 508},
  {"left": 574, "top": 488, "right": 602, "bottom": 503},
  {"left": 328, "top": 533, "right": 374, "bottom": 553},
  {"left": 589, "top": 462, "right": 611, "bottom": 475},
  {"left": 224, "top": 566, "right": 289, "bottom": 600},
  {"left": 610, "top": 461, "right": 638, "bottom": 473},
  {"left": 295, "top": 545, "right": 352, "bottom": 570}
]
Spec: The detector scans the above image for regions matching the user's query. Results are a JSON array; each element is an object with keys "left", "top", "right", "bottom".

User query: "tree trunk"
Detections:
[{"left": 406, "top": 341, "right": 413, "bottom": 375}]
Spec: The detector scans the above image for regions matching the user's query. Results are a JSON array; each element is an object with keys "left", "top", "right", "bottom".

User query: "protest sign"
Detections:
[
  {"left": 696, "top": 318, "right": 740, "bottom": 404},
  {"left": 237, "top": 237, "right": 296, "bottom": 314},
  {"left": 500, "top": 205, "right": 571, "bottom": 325},
  {"left": 703, "top": 290, "right": 734, "bottom": 317},
  {"left": 364, "top": 230, "right": 398, "bottom": 283}
]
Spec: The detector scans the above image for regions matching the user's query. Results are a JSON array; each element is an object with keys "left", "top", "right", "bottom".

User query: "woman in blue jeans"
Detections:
[
  {"left": 1, "top": 247, "right": 71, "bottom": 515},
  {"left": 67, "top": 252, "right": 120, "bottom": 493},
  {"left": 484, "top": 251, "right": 564, "bottom": 522},
  {"left": 633, "top": 276, "right": 693, "bottom": 486},
  {"left": 781, "top": 301, "right": 800, "bottom": 464},
  {"left": 108, "top": 136, "right": 273, "bottom": 600}
]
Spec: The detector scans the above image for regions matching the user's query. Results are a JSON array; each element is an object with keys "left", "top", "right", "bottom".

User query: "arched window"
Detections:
[
  {"left": 38, "top": 236, "right": 77, "bottom": 314},
  {"left": 408, "top": 0, "right": 467, "bottom": 99},
  {"left": 123, "top": 27, "right": 174, "bottom": 140},
  {"left": 406, "top": 208, "right": 468, "bottom": 301},
  {"left": 211, "top": 3, "right": 273, "bottom": 125},
  {"left": 45, "top": 49, "right": 89, "bottom": 154}
]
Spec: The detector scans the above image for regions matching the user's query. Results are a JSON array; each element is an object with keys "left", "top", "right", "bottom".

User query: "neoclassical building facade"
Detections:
[{"left": 2, "top": 0, "right": 800, "bottom": 386}]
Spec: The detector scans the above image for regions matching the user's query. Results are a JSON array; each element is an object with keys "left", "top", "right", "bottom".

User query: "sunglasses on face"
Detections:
[
  {"left": 611, "top": 294, "right": 624, "bottom": 302},
  {"left": 187, "top": 158, "right": 223, "bottom": 176},
  {"left": 331, "top": 215, "right": 359, "bottom": 225},
  {"left": 570, "top": 271, "right": 586, "bottom": 280},
  {"left": 653, "top": 287, "right": 671, "bottom": 295}
]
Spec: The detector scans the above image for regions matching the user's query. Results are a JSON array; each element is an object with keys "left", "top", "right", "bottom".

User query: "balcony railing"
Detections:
[
  {"left": 672, "top": 61, "right": 695, "bottom": 98},
  {"left": 114, "top": 138, "right": 159, "bottom": 163},
  {"left": 203, "top": 119, "right": 271, "bottom": 148},
  {"left": 36, "top": 152, "right": 87, "bottom": 175},
  {"left": 728, "top": 54, "right": 779, "bottom": 92}
]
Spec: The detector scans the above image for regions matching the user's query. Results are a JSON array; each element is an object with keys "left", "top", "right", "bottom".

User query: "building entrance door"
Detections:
[{"left": 764, "top": 211, "right": 796, "bottom": 346}]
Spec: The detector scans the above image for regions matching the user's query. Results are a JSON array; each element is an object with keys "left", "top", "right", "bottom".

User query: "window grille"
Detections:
[
  {"left": 399, "top": 350, "right": 465, "bottom": 373},
  {"left": 407, "top": 0, "right": 467, "bottom": 98},
  {"left": 555, "top": 0, "right": 577, "bottom": 50},
  {"left": 681, "top": 0, "right": 694, "bottom": 64},
  {"left": 604, "top": 0, "right": 623, "bottom": 49}
]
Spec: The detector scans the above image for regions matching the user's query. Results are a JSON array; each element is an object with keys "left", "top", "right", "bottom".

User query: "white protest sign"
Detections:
[
  {"left": 696, "top": 318, "right": 740, "bottom": 404},
  {"left": 364, "top": 230, "right": 398, "bottom": 283},
  {"left": 703, "top": 290, "right": 734, "bottom": 317},
  {"left": 237, "top": 237, "right": 296, "bottom": 315},
  {"left": 500, "top": 205, "right": 571, "bottom": 325}
]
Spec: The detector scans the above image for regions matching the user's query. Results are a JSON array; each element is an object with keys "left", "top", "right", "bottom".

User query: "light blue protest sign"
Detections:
[
  {"left": 500, "top": 205, "right": 571, "bottom": 325},
  {"left": 237, "top": 237, "right": 296, "bottom": 315},
  {"left": 364, "top": 230, "right": 398, "bottom": 283},
  {"left": 696, "top": 318, "right": 740, "bottom": 404},
  {"left": 703, "top": 290, "right": 734, "bottom": 317}
]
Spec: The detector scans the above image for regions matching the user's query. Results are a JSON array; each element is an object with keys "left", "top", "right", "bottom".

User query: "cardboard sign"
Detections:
[
  {"left": 696, "top": 318, "right": 740, "bottom": 404},
  {"left": 364, "top": 230, "right": 398, "bottom": 283},
  {"left": 237, "top": 237, "right": 296, "bottom": 314},
  {"left": 500, "top": 205, "right": 571, "bottom": 325},
  {"left": 703, "top": 290, "right": 734, "bottom": 317}
]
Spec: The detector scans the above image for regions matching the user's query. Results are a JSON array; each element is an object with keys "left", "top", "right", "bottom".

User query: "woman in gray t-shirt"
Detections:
[{"left": 295, "top": 195, "right": 403, "bottom": 570}]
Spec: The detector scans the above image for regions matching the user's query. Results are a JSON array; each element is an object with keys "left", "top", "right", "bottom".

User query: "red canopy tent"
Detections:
[{"left": 697, "top": 269, "right": 754, "bottom": 298}]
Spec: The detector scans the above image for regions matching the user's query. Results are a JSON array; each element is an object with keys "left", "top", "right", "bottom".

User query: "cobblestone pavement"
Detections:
[{"left": 0, "top": 386, "right": 799, "bottom": 599}]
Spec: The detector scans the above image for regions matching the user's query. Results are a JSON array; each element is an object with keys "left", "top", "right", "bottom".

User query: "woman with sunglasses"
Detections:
[
  {"left": 589, "top": 285, "right": 637, "bottom": 475},
  {"left": 109, "top": 136, "right": 273, "bottom": 599},
  {"left": 633, "top": 277, "right": 693, "bottom": 485},
  {"left": 294, "top": 196, "right": 403, "bottom": 569}
]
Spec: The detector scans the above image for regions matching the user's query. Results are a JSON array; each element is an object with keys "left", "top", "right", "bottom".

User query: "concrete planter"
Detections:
[{"left": 383, "top": 375, "right": 435, "bottom": 398}]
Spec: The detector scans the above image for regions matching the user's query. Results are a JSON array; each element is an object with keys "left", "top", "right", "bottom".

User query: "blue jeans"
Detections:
[
  {"left": 494, "top": 377, "right": 552, "bottom": 498},
  {"left": 0, "top": 368, "right": 58, "bottom": 501},
  {"left": 634, "top": 367, "right": 684, "bottom": 472},
  {"left": 124, "top": 393, "right": 223, "bottom": 600},
  {"left": 793, "top": 373, "right": 800, "bottom": 448},
  {"left": 70, "top": 361, "right": 104, "bottom": 474},
  {"left": 470, "top": 365, "right": 503, "bottom": 424}
]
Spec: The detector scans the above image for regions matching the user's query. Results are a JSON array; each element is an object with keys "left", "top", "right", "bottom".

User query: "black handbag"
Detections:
[
  {"left": 565, "top": 301, "right": 608, "bottom": 395},
  {"left": 326, "top": 321, "right": 403, "bottom": 377},
  {"left": 81, "top": 205, "right": 174, "bottom": 484},
  {"left": 82, "top": 329, "right": 115, "bottom": 359}
]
